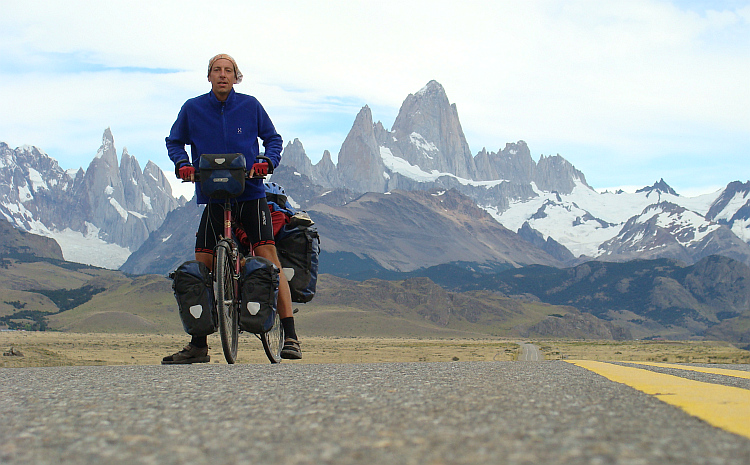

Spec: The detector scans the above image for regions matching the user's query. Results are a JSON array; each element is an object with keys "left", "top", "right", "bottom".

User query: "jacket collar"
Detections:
[{"left": 207, "top": 88, "right": 236, "bottom": 108}]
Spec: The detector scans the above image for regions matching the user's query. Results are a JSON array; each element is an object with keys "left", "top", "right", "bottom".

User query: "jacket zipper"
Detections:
[{"left": 221, "top": 102, "right": 228, "bottom": 153}]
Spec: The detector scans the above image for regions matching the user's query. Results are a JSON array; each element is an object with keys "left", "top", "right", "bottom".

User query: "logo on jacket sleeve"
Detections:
[{"left": 237, "top": 127, "right": 243, "bottom": 134}]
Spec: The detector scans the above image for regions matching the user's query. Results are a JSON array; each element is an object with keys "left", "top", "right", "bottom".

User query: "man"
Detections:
[{"left": 162, "top": 53, "right": 301, "bottom": 363}]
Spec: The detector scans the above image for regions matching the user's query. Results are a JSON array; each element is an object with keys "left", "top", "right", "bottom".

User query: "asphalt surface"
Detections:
[
  {"left": 2, "top": 361, "right": 750, "bottom": 465},
  {"left": 519, "top": 343, "right": 541, "bottom": 362}
]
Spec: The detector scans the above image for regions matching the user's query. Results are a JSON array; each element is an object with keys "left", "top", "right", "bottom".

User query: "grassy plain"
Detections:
[
  {"left": 537, "top": 339, "right": 750, "bottom": 364},
  {"left": 2, "top": 331, "right": 749, "bottom": 368}
]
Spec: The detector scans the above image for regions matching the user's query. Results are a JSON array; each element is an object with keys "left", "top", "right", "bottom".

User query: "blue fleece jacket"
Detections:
[{"left": 166, "top": 89, "right": 283, "bottom": 204}]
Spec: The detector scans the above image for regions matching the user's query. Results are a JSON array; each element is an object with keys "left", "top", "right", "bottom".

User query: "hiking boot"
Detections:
[
  {"left": 280, "top": 338, "right": 302, "bottom": 360},
  {"left": 162, "top": 344, "right": 210, "bottom": 364}
]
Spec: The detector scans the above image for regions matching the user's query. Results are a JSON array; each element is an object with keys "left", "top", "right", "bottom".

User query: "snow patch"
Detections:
[
  {"left": 714, "top": 192, "right": 750, "bottom": 222},
  {"left": 17, "top": 184, "right": 33, "bottom": 203},
  {"left": 47, "top": 224, "right": 131, "bottom": 269},
  {"left": 409, "top": 132, "right": 438, "bottom": 156},
  {"left": 109, "top": 198, "right": 129, "bottom": 220},
  {"left": 287, "top": 195, "right": 301, "bottom": 209},
  {"left": 732, "top": 219, "right": 750, "bottom": 242},
  {"left": 27, "top": 168, "right": 48, "bottom": 192},
  {"left": 142, "top": 193, "right": 153, "bottom": 210},
  {"left": 380, "top": 147, "right": 506, "bottom": 188}
]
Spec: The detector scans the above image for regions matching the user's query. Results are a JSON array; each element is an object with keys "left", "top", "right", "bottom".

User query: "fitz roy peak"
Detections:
[
  {"left": 286, "top": 80, "right": 588, "bottom": 210},
  {"left": 0, "top": 129, "right": 183, "bottom": 268}
]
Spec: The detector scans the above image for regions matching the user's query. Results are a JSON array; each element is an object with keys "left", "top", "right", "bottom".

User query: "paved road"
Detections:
[
  {"left": 2, "top": 361, "right": 750, "bottom": 464},
  {"left": 519, "top": 343, "right": 541, "bottom": 361}
]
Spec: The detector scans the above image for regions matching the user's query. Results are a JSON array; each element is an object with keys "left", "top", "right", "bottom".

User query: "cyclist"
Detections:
[{"left": 162, "top": 53, "right": 301, "bottom": 363}]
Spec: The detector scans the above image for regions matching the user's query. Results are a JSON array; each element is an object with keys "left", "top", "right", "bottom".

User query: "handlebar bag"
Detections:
[
  {"left": 199, "top": 153, "right": 246, "bottom": 199},
  {"left": 170, "top": 260, "right": 217, "bottom": 336},
  {"left": 239, "top": 256, "right": 279, "bottom": 334}
]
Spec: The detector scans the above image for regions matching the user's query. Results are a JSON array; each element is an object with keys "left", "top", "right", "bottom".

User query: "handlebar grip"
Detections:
[{"left": 256, "top": 155, "right": 274, "bottom": 175}]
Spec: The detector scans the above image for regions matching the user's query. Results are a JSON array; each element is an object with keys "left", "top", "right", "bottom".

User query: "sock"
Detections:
[
  {"left": 281, "top": 317, "right": 297, "bottom": 340},
  {"left": 191, "top": 335, "right": 208, "bottom": 348}
]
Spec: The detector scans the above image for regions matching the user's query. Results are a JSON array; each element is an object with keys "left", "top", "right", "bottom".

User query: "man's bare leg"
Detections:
[
  {"left": 253, "top": 244, "right": 293, "bottom": 319},
  {"left": 196, "top": 251, "right": 213, "bottom": 271}
]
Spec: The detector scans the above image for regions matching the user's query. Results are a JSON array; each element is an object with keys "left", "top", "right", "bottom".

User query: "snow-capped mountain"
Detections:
[
  {"left": 0, "top": 129, "right": 184, "bottom": 268},
  {"left": 483, "top": 179, "right": 750, "bottom": 265},
  {"left": 705, "top": 181, "right": 750, "bottom": 242}
]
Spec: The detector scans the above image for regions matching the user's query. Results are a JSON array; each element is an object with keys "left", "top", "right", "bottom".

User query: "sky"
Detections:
[{"left": 1, "top": 0, "right": 748, "bottom": 199}]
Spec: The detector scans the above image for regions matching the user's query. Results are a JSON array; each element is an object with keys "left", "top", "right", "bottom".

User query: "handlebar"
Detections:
[{"left": 181, "top": 155, "right": 274, "bottom": 183}]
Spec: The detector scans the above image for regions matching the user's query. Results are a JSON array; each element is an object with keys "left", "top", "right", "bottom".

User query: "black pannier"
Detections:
[
  {"left": 276, "top": 224, "right": 320, "bottom": 303},
  {"left": 239, "top": 256, "right": 279, "bottom": 334},
  {"left": 199, "top": 153, "right": 246, "bottom": 199},
  {"left": 170, "top": 260, "right": 217, "bottom": 336}
]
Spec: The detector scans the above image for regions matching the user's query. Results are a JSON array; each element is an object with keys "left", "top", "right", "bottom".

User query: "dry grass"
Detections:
[
  {"left": 535, "top": 339, "right": 750, "bottom": 364},
  {"left": 0, "top": 332, "right": 520, "bottom": 367},
  {"left": 2, "top": 332, "right": 749, "bottom": 368}
]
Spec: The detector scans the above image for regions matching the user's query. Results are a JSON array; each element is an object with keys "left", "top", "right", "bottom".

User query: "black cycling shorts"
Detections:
[{"left": 195, "top": 198, "right": 274, "bottom": 255}]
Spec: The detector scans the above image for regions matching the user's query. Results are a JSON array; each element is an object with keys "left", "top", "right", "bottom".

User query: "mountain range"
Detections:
[{"left": 0, "top": 129, "right": 184, "bottom": 268}]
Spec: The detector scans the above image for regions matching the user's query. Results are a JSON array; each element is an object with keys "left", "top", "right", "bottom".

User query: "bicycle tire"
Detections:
[
  {"left": 216, "top": 242, "right": 239, "bottom": 364},
  {"left": 261, "top": 310, "right": 284, "bottom": 363}
]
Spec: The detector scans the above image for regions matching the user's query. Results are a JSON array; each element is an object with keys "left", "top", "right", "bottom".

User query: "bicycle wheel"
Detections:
[
  {"left": 261, "top": 310, "right": 284, "bottom": 363},
  {"left": 215, "top": 242, "right": 239, "bottom": 364}
]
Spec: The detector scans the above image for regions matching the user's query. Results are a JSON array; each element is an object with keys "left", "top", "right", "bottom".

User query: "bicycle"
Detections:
[{"left": 189, "top": 154, "right": 284, "bottom": 364}]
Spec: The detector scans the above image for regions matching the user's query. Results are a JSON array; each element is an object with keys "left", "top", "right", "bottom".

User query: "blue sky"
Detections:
[{"left": 0, "top": 0, "right": 748, "bottom": 198}]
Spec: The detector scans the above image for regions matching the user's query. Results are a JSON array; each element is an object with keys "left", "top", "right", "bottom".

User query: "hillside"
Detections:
[
  {"left": 426, "top": 255, "right": 750, "bottom": 344},
  {"left": 0, "top": 251, "right": 613, "bottom": 339}
]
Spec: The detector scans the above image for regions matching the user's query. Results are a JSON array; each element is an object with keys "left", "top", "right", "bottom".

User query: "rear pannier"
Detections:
[{"left": 276, "top": 225, "right": 320, "bottom": 303}]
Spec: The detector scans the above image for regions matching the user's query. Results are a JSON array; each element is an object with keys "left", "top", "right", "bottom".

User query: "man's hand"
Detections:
[
  {"left": 251, "top": 162, "right": 269, "bottom": 177},
  {"left": 178, "top": 164, "right": 195, "bottom": 181}
]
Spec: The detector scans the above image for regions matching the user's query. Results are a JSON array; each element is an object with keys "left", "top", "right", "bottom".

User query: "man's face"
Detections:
[{"left": 208, "top": 58, "right": 237, "bottom": 100}]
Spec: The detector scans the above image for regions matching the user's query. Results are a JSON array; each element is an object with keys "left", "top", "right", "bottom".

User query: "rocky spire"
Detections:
[
  {"left": 337, "top": 105, "right": 387, "bottom": 193},
  {"left": 390, "top": 80, "right": 476, "bottom": 179}
]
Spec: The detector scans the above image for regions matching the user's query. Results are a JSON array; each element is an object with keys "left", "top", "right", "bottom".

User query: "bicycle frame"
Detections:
[
  {"left": 222, "top": 199, "right": 241, "bottom": 289},
  {"left": 187, "top": 154, "right": 283, "bottom": 364}
]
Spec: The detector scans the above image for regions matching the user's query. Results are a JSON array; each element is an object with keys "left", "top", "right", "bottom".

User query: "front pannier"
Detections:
[
  {"left": 170, "top": 260, "right": 217, "bottom": 336},
  {"left": 239, "top": 256, "right": 279, "bottom": 334},
  {"left": 199, "top": 153, "right": 246, "bottom": 199}
]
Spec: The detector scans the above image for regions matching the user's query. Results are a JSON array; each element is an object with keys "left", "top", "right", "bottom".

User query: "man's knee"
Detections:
[{"left": 252, "top": 244, "right": 278, "bottom": 260}]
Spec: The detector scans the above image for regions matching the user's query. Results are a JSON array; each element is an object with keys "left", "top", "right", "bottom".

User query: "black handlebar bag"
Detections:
[{"left": 199, "top": 153, "right": 246, "bottom": 199}]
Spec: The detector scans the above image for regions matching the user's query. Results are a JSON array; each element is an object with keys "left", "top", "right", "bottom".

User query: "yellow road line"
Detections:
[
  {"left": 624, "top": 361, "right": 750, "bottom": 380},
  {"left": 567, "top": 360, "right": 750, "bottom": 440}
]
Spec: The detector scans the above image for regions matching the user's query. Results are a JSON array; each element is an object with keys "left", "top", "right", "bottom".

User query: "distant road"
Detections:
[
  {"left": 2, "top": 361, "right": 749, "bottom": 464},
  {"left": 519, "top": 343, "right": 541, "bottom": 361}
]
